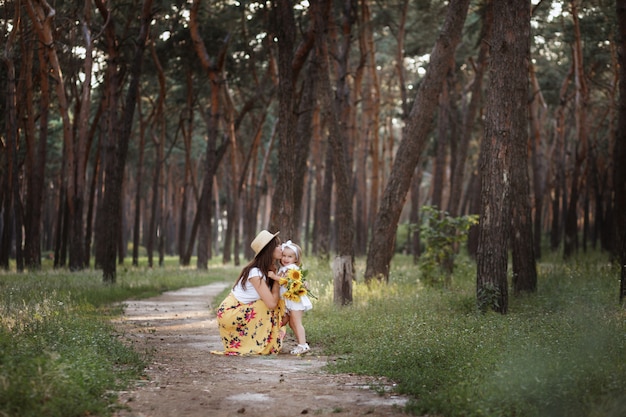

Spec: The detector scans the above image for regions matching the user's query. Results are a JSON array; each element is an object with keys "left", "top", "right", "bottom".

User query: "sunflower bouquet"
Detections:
[{"left": 279, "top": 267, "right": 317, "bottom": 302}]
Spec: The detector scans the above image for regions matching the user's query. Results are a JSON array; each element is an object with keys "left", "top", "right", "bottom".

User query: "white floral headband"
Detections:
[{"left": 281, "top": 240, "right": 300, "bottom": 259}]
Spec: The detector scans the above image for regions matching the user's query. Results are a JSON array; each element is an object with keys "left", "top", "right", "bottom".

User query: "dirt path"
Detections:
[{"left": 111, "top": 283, "right": 409, "bottom": 417}]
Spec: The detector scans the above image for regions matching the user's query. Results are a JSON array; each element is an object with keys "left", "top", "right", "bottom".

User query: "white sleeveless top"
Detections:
[{"left": 232, "top": 267, "right": 266, "bottom": 303}]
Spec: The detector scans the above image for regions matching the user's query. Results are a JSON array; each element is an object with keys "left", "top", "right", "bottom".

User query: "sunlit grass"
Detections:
[
  {"left": 0, "top": 260, "right": 232, "bottom": 417},
  {"left": 2, "top": 252, "right": 625, "bottom": 417},
  {"left": 305, "top": 252, "right": 626, "bottom": 417}
]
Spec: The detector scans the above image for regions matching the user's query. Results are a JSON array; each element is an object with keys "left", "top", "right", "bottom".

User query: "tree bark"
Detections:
[
  {"left": 477, "top": 0, "right": 531, "bottom": 313},
  {"left": 96, "top": 0, "right": 153, "bottom": 283},
  {"left": 509, "top": 1, "right": 537, "bottom": 295},
  {"left": 431, "top": 62, "right": 453, "bottom": 210},
  {"left": 1, "top": 3, "right": 20, "bottom": 270},
  {"left": 564, "top": 2, "right": 589, "bottom": 259},
  {"left": 132, "top": 92, "right": 147, "bottom": 267},
  {"left": 549, "top": 64, "right": 572, "bottom": 252},
  {"left": 365, "top": 0, "right": 470, "bottom": 282},
  {"left": 20, "top": 17, "right": 46, "bottom": 270},
  {"left": 448, "top": 2, "right": 491, "bottom": 217},
  {"left": 188, "top": 0, "right": 230, "bottom": 269},
  {"left": 266, "top": 0, "right": 315, "bottom": 240},
  {"left": 528, "top": 62, "right": 548, "bottom": 259},
  {"left": 615, "top": 0, "right": 626, "bottom": 301},
  {"left": 26, "top": 0, "right": 86, "bottom": 271},
  {"left": 147, "top": 40, "right": 166, "bottom": 268},
  {"left": 313, "top": 0, "right": 355, "bottom": 305}
]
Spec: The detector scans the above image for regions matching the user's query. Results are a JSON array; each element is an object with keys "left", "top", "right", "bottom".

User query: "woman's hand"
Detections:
[{"left": 267, "top": 271, "right": 280, "bottom": 281}]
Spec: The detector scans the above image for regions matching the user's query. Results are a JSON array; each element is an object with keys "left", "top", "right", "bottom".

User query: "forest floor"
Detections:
[{"left": 110, "top": 282, "right": 410, "bottom": 417}]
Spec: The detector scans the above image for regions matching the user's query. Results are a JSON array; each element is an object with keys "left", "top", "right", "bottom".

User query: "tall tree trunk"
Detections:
[
  {"left": 293, "top": 59, "right": 318, "bottom": 243},
  {"left": 1, "top": 5, "right": 20, "bottom": 270},
  {"left": 615, "top": 0, "right": 626, "bottom": 301},
  {"left": 147, "top": 40, "right": 166, "bottom": 268},
  {"left": 268, "top": 0, "right": 297, "bottom": 238},
  {"left": 564, "top": 3, "right": 589, "bottom": 260},
  {"left": 409, "top": 165, "right": 423, "bottom": 262},
  {"left": 189, "top": 0, "right": 230, "bottom": 269},
  {"left": 268, "top": 0, "right": 314, "bottom": 237},
  {"left": 354, "top": 0, "right": 380, "bottom": 256},
  {"left": 132, "top": 93, "right": 147, "bottom": 267},
  {"left": 26, "top": 0, "right": 87, "bottom": 271},
  {"left": 22, "top": 22, "right": 47, "bottom": 270},
  {"left": 549, "top": 64, "right": 573, "bottom": 252},
  {"left": 449, "top": 1, "right": 492, "bottom": 217},
  {"left": 509, "top": 1, "right": 537, "bottom": 295},
  {"left": 365, "top": 0, "right": 470, "bottom": 282},
  {"left": 431, "top": 63, "right": 453, "bottom": 210},
  {"left": 477, "top": 0, "right": 529, "bottom": 314},
  {"left": 313, "top": 0, "right": 354, "bottom": 305},
  {"left": 178, "top": 70, "right": 198, "bottom": 265},
  {"left": 313, "top": 136, "right": 333, "bottom": 259},
  {"left": 93, "top": 0, "right": 120, "bottom": 271},
  {"left": 529, "top": 62, "right": 548, "bottom": 259},
  {"left": 95, "top": 0, "right": 153, "bottom": 283}
]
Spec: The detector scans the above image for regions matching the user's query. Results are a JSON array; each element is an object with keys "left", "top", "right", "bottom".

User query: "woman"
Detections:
[{"left": 211, "top": 230, "right": 285, "bottom": 355}]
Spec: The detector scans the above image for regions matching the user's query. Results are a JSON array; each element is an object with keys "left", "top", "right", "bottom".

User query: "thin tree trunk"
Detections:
[
  {"left": 313, "top": 0, "right": 354, "bottom": 305},
  {"left": 449, "top": 2, "right": 491, "bottom": 217},
  {"left": 431, "top": 63, "right": 453, "bottom": 210},
  {"left": 550, "top": 64, "right": 573, "bottom": 252},
  {"left": 293, "top": 60, "right": 317, "bottom": 243},
  {"left": 147, "top": 40, "right": 166, "bottom": 268},
  {"left": 132, "top": 93, "right": 147, "bottom": 267},
  {"left": 178, "top": 70, "right": 198, "bottom": 265},
  {"left": 189, "top": 0, "right": 230, "bottom": 269},
  {"left": 268, "top": 0, "right": 311, "bottom": 237},
  {"left": 510, "top": 0, "right": 537, "bottom": 295},
  {"left": 564, "top": 3, "right": 589, "bottom": 259},
  {"left": 409, "top": 165, "right": 423, "bottom": 263},
  {"left": 615, "top": 0, "right": 626, "bottom": 301},
  {"left": 95, "top": 0, "right": 153, "bottom": 283},
  {"left": 313, "top": 136, "right": 333, "bottom": 260},
  {"left": 1, "top": 6, "right": 20, "bottom": 270},
  {"left": 365, "top": 0, "right": 470, "bottom": 282},
  {"left": 22, "top": 24, "right": 46, "bottom": 270},
  {"left": 26, "top": 0, "right": 84, "bottom": 270},
  {"left": 529, "top": 62, "right": 548, "bottom": 259}
]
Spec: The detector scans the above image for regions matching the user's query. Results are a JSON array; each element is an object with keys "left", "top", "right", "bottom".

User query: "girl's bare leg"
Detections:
[{"left": 289, "top": 310, "right": 306, "bottom": 345}]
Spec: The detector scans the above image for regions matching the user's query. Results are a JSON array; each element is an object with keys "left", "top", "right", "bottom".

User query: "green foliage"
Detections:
[
  {"left": 416, "top": 205, "right": 478, "bottom": 286},
  {"left": 0, "top": 265, "right": 229, "bottom": 417},
  {"left": 306, "top": 252, "right": 626, "bottom": 417}
]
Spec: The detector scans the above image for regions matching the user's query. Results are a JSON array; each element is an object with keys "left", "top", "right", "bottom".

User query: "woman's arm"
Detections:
[{"left": 249, "top": 275, "right": 280, "bottom": 309}]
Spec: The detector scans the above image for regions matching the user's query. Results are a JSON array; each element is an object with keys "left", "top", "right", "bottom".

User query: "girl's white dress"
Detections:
[{"left": 279, "top": 264, "right": 313, "bottom": 312}]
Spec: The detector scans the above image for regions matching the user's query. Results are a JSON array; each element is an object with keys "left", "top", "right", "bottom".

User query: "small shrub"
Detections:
[{"left": 416, "top": 205, "right": 478, "bottom": 286}]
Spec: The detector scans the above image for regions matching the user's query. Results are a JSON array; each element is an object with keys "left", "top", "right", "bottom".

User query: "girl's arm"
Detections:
[
  {"left": 249, "top": 274, "right": 280, "bottom": 309},
  {"left": 267, "top": 271, "right": 281, "bottom": 281}
]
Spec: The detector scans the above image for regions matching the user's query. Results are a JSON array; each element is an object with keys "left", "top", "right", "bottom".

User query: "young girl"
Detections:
[{"left": 278, "top": 240, "right": 313, "bottom": 355}]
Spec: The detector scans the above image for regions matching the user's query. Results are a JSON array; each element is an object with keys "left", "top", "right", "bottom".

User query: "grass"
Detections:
[
  {"left": 1, "top": 252, "right": 625, "bottom": 417},
  {"left": 0, "top": 260, "right": 232, "bottom": 417},
  {"left": 305, "top": 252, "right": 626, "bottom": 417}
]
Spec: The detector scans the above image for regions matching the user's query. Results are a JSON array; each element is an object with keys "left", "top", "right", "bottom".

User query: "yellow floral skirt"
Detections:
[{"left": 211, "top": 293, "right": 285, "bottom": 355}]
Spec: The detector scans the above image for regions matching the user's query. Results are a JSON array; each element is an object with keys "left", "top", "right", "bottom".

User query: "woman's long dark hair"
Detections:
[{"left": 234, "top": 236, "right": 281, "bottom": 291}]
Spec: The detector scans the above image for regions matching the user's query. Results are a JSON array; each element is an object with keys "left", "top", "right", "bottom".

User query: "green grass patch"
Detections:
[
  {"left": 305, "top": 252, "right": 626, "bottom": 417},
  {"left": 2, "top": 253, "right": 625, "bottom": 417},
  {"left": 0, "top": 262, "right": 232, "bottom": 417}
]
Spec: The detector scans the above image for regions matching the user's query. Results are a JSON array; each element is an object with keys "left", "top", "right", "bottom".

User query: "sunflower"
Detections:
[{"left": 281, "top": 267, "right": 316, "bottom": 302}]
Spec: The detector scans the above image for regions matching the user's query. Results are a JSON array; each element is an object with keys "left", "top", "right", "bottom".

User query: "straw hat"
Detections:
[{"left": 250, "top": 230, "right": 280, "bottom": 256}]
